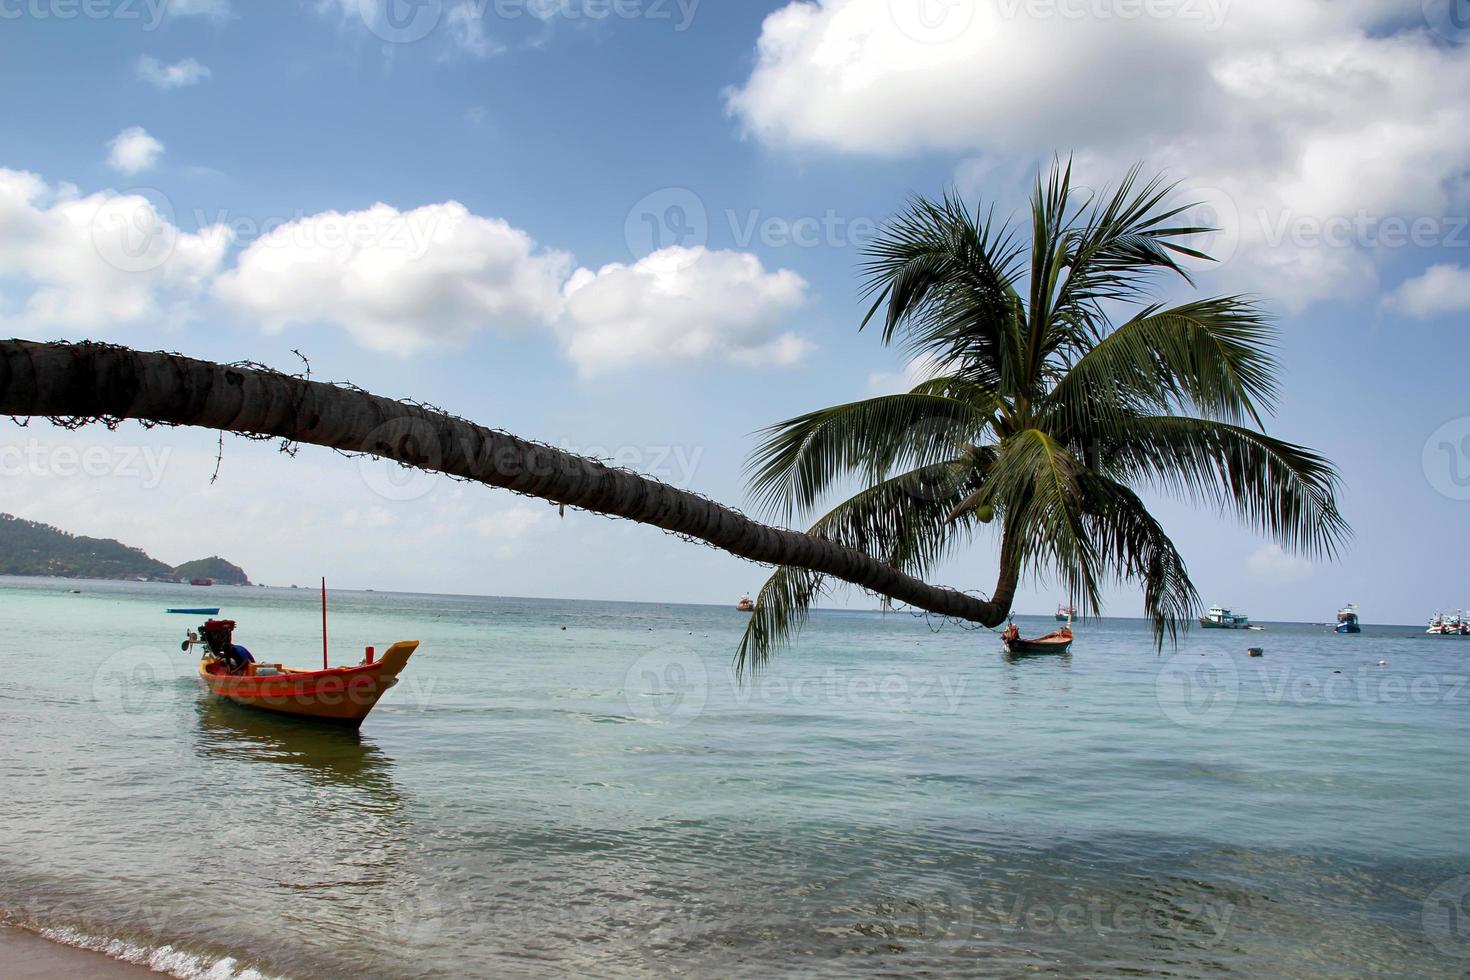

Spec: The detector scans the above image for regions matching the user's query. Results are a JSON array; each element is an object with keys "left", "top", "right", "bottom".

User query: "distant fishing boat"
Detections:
[
  {"left": 1200, "top": 605, "right": 1252, "bottom": 630},
  {"left": 1054, "top": 602, "right": 1076, "bottom": 622},
  {"left": 1334, "top": 603, "right": 1361, "bottom": 634},
  {"left": 1002, "top": 617, "right": 1073, "bottom": 655},
  {"left": 168, "top": 607, "right": 220, "bottom": 615},
  {"left": 1426, "top": 611, "right": 1469, "bottom": 635},
  {"left": 190, "top": 577, "right": 214, "bottom": 587},
  {"left": 737, "top": 594, "right": 755, "bottom": 612}
]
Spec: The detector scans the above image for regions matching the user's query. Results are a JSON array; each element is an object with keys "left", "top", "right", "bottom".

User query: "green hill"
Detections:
[
  {"left": 172, "top": 556, "right": 251, "bottom": 586},
  {"left": 0, "top": 513, "right": 177, "bottom": 581},
  {"left": 0, "top": 514, "right": 252, "bottom": 584}
]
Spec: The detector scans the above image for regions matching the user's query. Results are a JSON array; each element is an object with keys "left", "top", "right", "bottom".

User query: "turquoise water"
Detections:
[{"left": 1, "top": 575, "right": 1468, "bottom": 978}]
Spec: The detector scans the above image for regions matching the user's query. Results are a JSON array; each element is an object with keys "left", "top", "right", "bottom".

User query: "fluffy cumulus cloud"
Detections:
[
  {"left": 0, "top": 169, "right": 229, "bottom": 329},
  {"left": 558, "top": 246, "right": 810, "bottom": 375},
  {"left": 5, "top": 160, "right": 812, "bottom": 373},
  {"left": 137, "top": 56, "right": 212, "bottom": 90},
  {"left": 106, "top": 127, "right": 164, "bottom": 175},
  {"left": 1389, "top": 264, "right": 1470, "bottom": 317},
  {"left": 214, "top": 206, "right": 811, "bottom": 368},
  {"left": 726, "top": 0, "right": 1468, "bottom": 308},
  {"left": 214, "top": 201, "right": 576, "bottom": 351},
  {"left": 214, "top": 201, "right": 574, "bottom": 353}
]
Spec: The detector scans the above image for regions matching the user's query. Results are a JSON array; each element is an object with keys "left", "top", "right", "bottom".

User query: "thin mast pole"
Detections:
[{"left": 321, "top": 577, "right": 328, "bottom": 670}]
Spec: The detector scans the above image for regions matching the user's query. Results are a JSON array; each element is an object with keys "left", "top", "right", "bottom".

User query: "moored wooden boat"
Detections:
[
  {"left": 198, "top": 642, "right": 419, "bottom": 727},
  {"left": 1002, "top": 621, "right": 1073, "bottom": 655}
]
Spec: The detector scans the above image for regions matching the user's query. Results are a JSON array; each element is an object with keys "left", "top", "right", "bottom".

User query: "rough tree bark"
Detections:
[{"left": 0, "top": 339, "right": 1016, "bottom": 627}]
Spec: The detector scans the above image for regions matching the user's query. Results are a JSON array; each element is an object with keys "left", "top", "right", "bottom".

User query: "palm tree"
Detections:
[{"left": 740, "top": 161, "right": 1348, "bottom": 671}]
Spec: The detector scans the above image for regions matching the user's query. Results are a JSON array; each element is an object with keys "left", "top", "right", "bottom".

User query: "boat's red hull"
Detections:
[{"left": 198, "top": 641, "right": 418, "bottom": 727}]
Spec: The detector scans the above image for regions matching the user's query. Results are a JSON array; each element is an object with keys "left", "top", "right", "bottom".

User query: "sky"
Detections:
[{"left": 1, "top": 0, "right": 1468, "bottom": 625}]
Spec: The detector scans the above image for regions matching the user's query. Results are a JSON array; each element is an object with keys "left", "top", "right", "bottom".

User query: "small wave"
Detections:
[{"left": 26, "top": 923, "right": 286, "bottom": 980}]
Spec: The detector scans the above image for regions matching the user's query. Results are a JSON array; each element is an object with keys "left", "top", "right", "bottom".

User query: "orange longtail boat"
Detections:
[
  {"left": 1001, "top": 617, "right": 1074, "bottom": 655},
  {"left": 185, "top": 590, "right": 418, "bottom": 727}
]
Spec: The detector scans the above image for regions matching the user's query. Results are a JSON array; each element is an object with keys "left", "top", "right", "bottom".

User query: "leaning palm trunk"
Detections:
[{"left": 0, "top": 338, "right": 1011, "bottom": 627}]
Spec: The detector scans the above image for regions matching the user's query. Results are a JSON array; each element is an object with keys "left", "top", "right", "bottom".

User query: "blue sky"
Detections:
[{"left": 1, "top": 0, "right": 1468, "bottom": 626}]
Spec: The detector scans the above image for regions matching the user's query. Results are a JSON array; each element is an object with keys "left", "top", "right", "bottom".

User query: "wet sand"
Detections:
[{"left": 0, "top": 926, "right": 159, "bottom": 978}]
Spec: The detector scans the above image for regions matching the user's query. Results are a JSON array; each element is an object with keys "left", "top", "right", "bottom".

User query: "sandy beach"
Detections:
[{"left": 1, "top": 926, "right": 159, "bottom": 979}]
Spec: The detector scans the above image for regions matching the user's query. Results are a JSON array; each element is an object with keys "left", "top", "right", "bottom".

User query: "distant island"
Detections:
[
  {"left": 172, "top": 556, "right": 251, "bottom": 586},
  {"left": 0, "top": 513, "right": 251, "bottom": 584}
]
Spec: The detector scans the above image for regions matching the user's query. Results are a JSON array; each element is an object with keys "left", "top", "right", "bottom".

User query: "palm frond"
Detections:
[
  {"left": 745, "top": 392, "right": 995, "bottom": 522},
  {"left": 1054, "top": 164, "right": 1215, "bottom": 313},
  {"left": 859, "top": 192, "right": 1027, "bottom": 388},
  {"left": 1044, "top": 296, "right": 1278, "bottom": 430},
  {"left": 982, "top": 428, "right": 1103, "bottom": 615},
  {"left": 1077, "top": 474, "right": 1200, "bottom": 646},
  {"left": 1096, "top": 415, "right": 1349, "bottom": 559},
  {"left": 806, "top": 455, "right": 991, "bottom": 581},
  {"left": 735, "top": 565, "right": 827, "bottom": 676}
]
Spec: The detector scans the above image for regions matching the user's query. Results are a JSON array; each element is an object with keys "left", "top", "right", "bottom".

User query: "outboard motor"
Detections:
[
  {"left": 183, "top": 619, "right": 251, "bottom": 673},
  {"left": 200, "top": 619, "right": 238, "bottom": 658}
]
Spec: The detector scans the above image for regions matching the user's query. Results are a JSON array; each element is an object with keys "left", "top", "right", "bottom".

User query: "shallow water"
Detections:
[{"left": 1, "top": 576, "right": 1467, "bottom": 978}]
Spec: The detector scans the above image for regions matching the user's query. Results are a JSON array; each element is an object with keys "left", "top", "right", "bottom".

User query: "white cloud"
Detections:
[
  {"left": 213, "top": 201, "right": 573, "bottom": 353},
  {"left": 137, "top": 56, "right": 212, "bottom": 90},
  {"left": 6, "top": 162, "right": 811, "bottom": 375},
  {"left": 106, "top": 127, "right": 164, "bottom": 175},
  {"left": 1389, "top": 264, "right": 1470, "bottom": 317},
  {"left": 726, "top": 0, "right": 1470, "bottom": 308},
  {"left": 1247, "top": 543, "right": 1312, "bottom": 582},
  {"left": 558, "top": 246, "right": 809, "bottom": 376},
  {"left": 0, "top": 169, "right": 230, "bottom": 330}
]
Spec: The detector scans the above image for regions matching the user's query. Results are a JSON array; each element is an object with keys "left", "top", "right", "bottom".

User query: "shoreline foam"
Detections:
[{"left": 0, "top": 923, "right": 282, "bottom": 980}]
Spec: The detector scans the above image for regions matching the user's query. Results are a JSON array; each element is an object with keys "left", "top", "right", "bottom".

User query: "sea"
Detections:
[{"left": 1, "top": 575, "right": 1467, "bottom": 978}]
